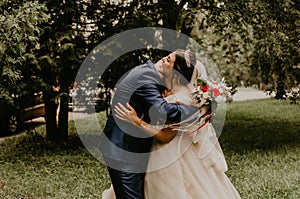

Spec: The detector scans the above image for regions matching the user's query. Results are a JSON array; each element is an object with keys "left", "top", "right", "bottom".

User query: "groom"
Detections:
[{"left": 99, "top": 50, "right": 198, "bottom": 199}]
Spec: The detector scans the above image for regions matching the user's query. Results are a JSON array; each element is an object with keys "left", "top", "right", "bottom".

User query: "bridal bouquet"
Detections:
[
  {"left": 174, "top": 78, "right": 233, "bottom": 137},
  {"left": 192, "top": 77, "right": 233, "bottom": 107},
  {"left": 162, "top": 78, "right": 234, "bottom": 137}
]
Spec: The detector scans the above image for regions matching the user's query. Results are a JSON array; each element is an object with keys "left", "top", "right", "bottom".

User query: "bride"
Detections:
[{"left": 102, "top": 59, "right": 241, "bottom": 199}]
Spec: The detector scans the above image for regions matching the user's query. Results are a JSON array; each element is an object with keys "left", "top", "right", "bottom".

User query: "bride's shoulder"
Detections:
[
  {"left": 176, "top": 86, "right": 192, "bottom": 96},
  {"left": 174, "top": 87, "right": 193, "bottom": 104},
  {"left": 163, "top": 86, "right": 193, "bottom": 104}
]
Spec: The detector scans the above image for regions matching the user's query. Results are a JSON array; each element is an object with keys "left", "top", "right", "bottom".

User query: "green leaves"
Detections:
[
  {"left": 201, "top": 0, "right": 300, "bottom": 98},
  {"left": 0, "top": 1, "right": 49, "bottom": 92},
  {"left": 1, "top": 68, "right": 21, "bottom": 87}
]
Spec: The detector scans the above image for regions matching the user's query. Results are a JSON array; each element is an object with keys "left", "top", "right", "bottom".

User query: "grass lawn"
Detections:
[{"left": 0, "top": 98, "right": 299, "bottom": 198}]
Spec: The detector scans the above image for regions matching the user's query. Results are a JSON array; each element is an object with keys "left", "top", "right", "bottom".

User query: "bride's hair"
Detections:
[{"left": 173, "top": 49, "right": 196, "bottom": 86}]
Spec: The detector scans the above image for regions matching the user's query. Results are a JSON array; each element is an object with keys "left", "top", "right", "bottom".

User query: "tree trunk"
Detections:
[
  {"left": 275, "top": 70, "right": 286, "bottom": 99},
  {"left": 58, "top": 89, "right": 69, "bottom": 141},
  {"left": 44, "top": 91, "right": 59, "bottom": 141}
]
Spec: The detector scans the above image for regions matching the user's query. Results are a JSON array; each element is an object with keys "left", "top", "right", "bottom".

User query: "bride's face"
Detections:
[{"left": 157, "top": 52, "right": 176, "bottom": 78}]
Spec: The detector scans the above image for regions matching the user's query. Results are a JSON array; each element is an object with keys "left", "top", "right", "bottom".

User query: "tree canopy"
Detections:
[
  {"left": 0, "top": 0, "right": 49, "bottom": 117},
  {"left": 1, "top": 0, "right": 299, "bottom": 139},
  {"left": 203, "top": 0, "right": 300, "bottom": 98}
]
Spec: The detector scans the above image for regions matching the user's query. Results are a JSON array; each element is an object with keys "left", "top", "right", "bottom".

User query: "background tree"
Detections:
[
  {"left": 84, "top": 0, "right": 200, "bottom": 89},
  {"left": 37, "top": 0, "right": 86, "bottom": 141},
  {"left": 203, "top": 0, "right": 300, "bottom": 98},
  {"left": 0, "top": 0, "right": 49, "bottom": 132},
  {"left": 2, "top": 0, "right": 298, "bottom": 139}
]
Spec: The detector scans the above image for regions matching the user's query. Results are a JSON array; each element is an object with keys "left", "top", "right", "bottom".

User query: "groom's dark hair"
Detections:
[{"left": 173, "top": 49, "right": 196, "bottom": 85}]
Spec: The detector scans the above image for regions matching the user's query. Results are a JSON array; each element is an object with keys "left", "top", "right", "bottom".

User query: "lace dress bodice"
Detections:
[{"left": 164, "top": 92, "right": 193, "bottom": 105}]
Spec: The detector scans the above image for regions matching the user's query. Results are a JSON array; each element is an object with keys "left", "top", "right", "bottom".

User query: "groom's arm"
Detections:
[{"left": 133, "top": 83, "right": 198, "bottom": 123}]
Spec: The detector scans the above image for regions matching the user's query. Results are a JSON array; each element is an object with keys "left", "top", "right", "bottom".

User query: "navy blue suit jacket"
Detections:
[{"left": 99, "top": 60, "right": 198, "bottom": 172}]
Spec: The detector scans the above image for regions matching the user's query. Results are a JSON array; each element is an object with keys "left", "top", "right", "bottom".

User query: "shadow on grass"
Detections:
[
  {"left": 0, "top": 130, "right": 109, "bottom": 198},
  {"left": 0, "top": 119, "right": 45, "bottom": 138},
  {"left": 0, "top": 114, "right": 106, "bottom": 168},
  {"left": 0, "top": 133, "right": 86, "bottom": 160},
  {"left": 219, "top": 99, "right": 300, "bottom": 153},
  {"left": 220, "top": 121, "right": 300, "bottom": 152}
]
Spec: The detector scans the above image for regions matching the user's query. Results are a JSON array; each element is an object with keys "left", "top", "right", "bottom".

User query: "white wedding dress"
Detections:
[{"left": 102, "top": 92, "right": 241, "bottom": 199}]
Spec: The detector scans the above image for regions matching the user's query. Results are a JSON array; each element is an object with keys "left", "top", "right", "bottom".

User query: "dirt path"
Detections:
[{"left": 232, "top": 87, "right": 271, "bottom": 101}]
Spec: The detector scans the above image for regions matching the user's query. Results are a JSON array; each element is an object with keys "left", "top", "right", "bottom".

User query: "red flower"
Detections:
[
  {"left": 212, "top": 81, "right": 218, "bottom": 85},
  {"left": 212, "top": 88, "right": 221, "bottom": 97},
  {"left": 201, "top": 85, "right": 209, "bottom": 92}
]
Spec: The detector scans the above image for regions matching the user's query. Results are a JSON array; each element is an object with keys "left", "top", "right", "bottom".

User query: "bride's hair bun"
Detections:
[{"left": 173, "top": 49, "right": 196, "bottom": 85}]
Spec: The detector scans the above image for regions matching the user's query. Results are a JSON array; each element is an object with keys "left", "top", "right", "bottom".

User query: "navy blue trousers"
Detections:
[{"left": 107, "top": 166, "right": 146, "bottom": 199}]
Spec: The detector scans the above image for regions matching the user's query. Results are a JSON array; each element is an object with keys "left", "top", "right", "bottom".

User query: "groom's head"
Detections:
[{"left": 155, "top": 49, "right": 196, "bottom": 85}]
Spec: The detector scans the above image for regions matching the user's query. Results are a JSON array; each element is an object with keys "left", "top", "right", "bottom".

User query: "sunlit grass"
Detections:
[
  {"left": 0, "top": 112, "right": 110, "bottom": 198},
  {"left": 0, "top": 99, "right": 299, "bottom": 198},
  {"left": 220, "top": 99, "right": 300, "bottom": 199}
]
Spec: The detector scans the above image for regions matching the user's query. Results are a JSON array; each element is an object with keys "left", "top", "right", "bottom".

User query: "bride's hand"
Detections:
[{"left": 114, "top": 102, "right": 139, "bottom": 124}]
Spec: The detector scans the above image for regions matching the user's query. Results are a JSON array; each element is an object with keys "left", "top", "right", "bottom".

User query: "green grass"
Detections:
[
  {"left": 0, "top": 99, "right": 299, "bottom": 198},
  {"left": 0, "top": 112, "right": 111, "bottom": 198},
  {"left": 220, "top": 99, "right": 300, "bottom": 199}
]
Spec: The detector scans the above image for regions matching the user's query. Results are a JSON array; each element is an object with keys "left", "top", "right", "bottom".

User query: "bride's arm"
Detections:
[{"left": 114, "top": 103, "right": 178, "bottom": 143}]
